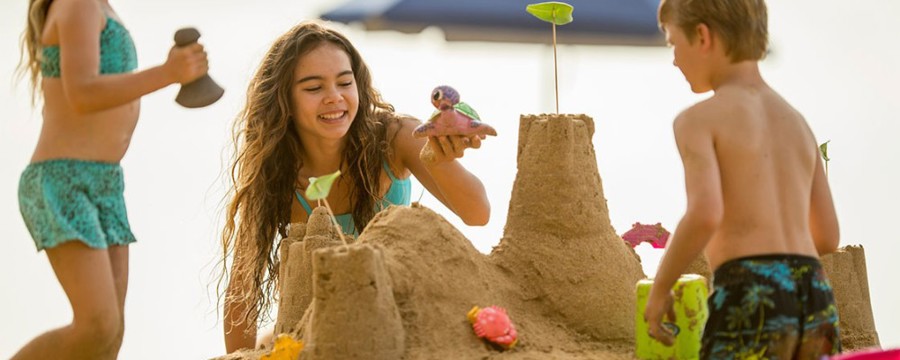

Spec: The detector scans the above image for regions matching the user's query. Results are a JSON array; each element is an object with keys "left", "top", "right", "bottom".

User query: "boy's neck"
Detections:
[{"left": 709, "top": 60, "right": 765, "bottom": 92}]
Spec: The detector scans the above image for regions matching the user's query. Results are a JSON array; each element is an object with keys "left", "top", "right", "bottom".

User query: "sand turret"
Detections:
[
  {"left": 273, "top": 207, "right": 343, "bottom": 334},
  {"left": 297, "top": 244, "right": 405, "bottom": 359},
  {"left": 821, "top": 245, "right": 880, "bottom": 350},
  {"left": 492, "top": 114, "right": 645, "bottom": 342}
]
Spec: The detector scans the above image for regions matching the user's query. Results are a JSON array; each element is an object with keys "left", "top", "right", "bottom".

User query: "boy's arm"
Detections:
[
  {"left": 646, "top": 111, "right": 723, "bottom": 344},
  {"left": 809, "top": 149, "right": 839, "bottom": 255},
  {"left": 652, "top": 112, "right": 724, "bottom": 294}
]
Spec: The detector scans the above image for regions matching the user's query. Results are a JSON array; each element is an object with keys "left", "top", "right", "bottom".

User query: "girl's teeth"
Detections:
[{"left": 320, "top": 112, "right": 343, "bottom": 120}]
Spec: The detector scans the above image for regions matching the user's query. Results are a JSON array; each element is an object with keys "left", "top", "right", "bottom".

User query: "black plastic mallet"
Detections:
[{"left": 173, "top": 28, "right": 224, "bottom": 108}]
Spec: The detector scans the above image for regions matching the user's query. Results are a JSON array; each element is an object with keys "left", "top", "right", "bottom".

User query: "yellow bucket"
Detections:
[{"left": 635, "top": 274, "right": 709, "bottom": 360}]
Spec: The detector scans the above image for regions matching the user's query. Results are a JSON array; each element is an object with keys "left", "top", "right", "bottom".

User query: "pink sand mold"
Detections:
[
  {"left": 467, "top": 305, "right": 518, "bottom": 350},
  {"left": 412, "top": 85, "right": 497, "bottom": 139},
  {"left": 621, "top": 222, "right": 670, "bottom": 249},
  {"left": 830, "top": 348, "right": 900, "bottom": 360}
]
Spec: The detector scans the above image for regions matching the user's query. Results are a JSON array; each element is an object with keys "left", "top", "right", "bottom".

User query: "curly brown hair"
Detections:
[{"left": 218, "top": 21, "right": 399, "bottom": 327}]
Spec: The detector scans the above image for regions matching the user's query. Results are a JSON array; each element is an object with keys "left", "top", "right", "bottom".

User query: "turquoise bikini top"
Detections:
[
  {"left": 294, "top": 162, "right": 412, "bottom": 235},
  {"left": 41, "top": 16, "right": 138, "bottom": 77}
]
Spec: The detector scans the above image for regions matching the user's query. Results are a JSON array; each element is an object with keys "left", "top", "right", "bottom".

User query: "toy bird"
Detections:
[{"left": 412, "top": 85, "right": 497, "bottom": 139}]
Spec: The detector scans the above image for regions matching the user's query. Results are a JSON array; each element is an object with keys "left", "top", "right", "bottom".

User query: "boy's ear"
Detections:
[{"left": 696, "top": 23, "right": 713, "bottom": 52}]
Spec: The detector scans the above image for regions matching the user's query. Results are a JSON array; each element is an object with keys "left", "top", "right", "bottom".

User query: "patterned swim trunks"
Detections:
[
  {"left": 702, "top": 254, "right": 841, "bottom": 359},
  {"left": 18, "top": 159, "right": 137, "bottom": 251}
]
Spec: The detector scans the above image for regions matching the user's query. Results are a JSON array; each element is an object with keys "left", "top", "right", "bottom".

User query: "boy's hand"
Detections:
[
  {"left": 419, "top": 135, "right": 484, "bottom": 166},
  {"left": 644, "top": 289, "right": 677, "bottom": 346},
  {"left": 164, "top": 43, "right": 209, "bottom": 84}
]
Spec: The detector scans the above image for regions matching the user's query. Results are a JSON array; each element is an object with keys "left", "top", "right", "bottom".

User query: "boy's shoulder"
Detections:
[
  {"left": 673, "top": 97, "right": 719, "bottom": 131},
  {"left": 675, "top": 89, "right": 757, "bottom": 132}
]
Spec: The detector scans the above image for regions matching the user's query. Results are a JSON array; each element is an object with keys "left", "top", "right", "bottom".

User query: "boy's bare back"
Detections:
[
  {"left": 677, "top": 83, "right": 838, "bottom": 270},
  {"left": 648, "top": 1, "right": 842, "bottom": 355}
]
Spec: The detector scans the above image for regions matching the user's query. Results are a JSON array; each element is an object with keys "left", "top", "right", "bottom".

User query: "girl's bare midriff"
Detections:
[{"left": 32, "top": 78, "right": 139, "bottom": 163}]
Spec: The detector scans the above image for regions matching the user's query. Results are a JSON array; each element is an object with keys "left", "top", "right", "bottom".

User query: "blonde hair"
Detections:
[
  {"left": 17, "top": 0, "right": 54, "bottom": 104},
  {"left": 658, "top": 0, "right": 768, "bottom": 62},
  {"left": 218, "top": 21, "right": 400, "bottom": 327}
]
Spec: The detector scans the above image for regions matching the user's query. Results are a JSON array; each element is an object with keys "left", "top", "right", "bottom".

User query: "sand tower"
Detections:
[
  {"left": 821, "top": 245, "right": 880, "bottom": 350},
  {"left": 492, "top": 114, "right": 645, "bottom": 341},
  {"left": 273, "top": 207, "right": 343, "bottom": 335},
  {"left": 296, "top": 244, "right": 405, "bottom": 359}
]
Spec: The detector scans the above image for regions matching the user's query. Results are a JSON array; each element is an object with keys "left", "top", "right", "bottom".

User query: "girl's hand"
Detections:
[
  {"left": 164, "top": 43, "right": 209, "bottom": 84},
  {"left": 419, "top": 134, "right": 484, "bottom": 166}
]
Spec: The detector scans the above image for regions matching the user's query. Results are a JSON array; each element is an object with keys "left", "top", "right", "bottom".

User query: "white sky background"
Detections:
[{"left": 0, "top": 0, "right": 897, "bottom": 358}]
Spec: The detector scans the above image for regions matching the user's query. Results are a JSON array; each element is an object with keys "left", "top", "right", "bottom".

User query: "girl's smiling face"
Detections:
[{"left": 291, "top": 42, "right": 359, "bottom": 142}]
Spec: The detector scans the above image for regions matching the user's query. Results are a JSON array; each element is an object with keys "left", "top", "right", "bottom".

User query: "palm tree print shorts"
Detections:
[
  {"left": 701, "top": 254, "right": 841, "bottom": 359},
  {"left": 18, "top": 159, "right": 137, "bottom": 251}
]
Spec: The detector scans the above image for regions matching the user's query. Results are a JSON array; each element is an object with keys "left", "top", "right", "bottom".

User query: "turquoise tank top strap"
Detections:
[
  {"left": 381, "top": 161, "right": 412, "bottom": 206},
  {"left": 294, "top": 190, "right": 314, "bottom": 214},
  {"left": 40, "top": 16, "right": 138, "bottom": 78},
  {"left": 383, "top": 162, "right": 399, "bottom": 181}
]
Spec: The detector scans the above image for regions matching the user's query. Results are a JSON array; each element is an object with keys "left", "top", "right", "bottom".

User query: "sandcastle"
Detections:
[
  {"left": 821, "top": 245, "right": 880, "bottom": 351},
  {"left": 215, "top": 114, "right": 880, "bottom": 359},
  {"left": 216, "top": 114, "right": 644, "bottom": 359}
]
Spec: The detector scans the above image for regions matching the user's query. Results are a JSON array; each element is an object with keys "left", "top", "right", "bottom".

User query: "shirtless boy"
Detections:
[{"left": 644, "top": 0, "right": 842, "bottom": 358}]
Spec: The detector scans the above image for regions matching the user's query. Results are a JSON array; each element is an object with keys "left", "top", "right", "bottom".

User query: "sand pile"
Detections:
[
  {"left": 214, "top": 114, "right": 878, "bottom": 360},
  {"left": 491, "top": 114, "right": 645, "bottom": 342},
  {"left": 216, "top": 114, "right": 646, "bottom": 359},
  {"left": 821, "top": 245, "right": 880, "bottom": 350}
]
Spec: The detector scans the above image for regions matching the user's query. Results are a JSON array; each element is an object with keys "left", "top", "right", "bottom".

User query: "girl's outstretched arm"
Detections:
[
  {"left": 395, "top": 117, "right": 490, "bottom": 225},
  {"left": 53, "top": 0, "right": 208, "bottom": 113}
]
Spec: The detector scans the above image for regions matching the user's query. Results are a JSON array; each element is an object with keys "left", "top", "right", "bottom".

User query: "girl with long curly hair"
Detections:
[{"left": 219, "top": 21, "right": 490, "bottom": 352}]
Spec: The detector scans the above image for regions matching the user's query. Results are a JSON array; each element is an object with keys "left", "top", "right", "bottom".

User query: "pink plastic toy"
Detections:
[
  {"left": 621, "top": 222, "right": 670, "bottom": 249},
  {"left": 467, "top": 305, "right": 518, "bottom": 350},
  {"left": 413, "top": 85, "right": 497, "bottom": 139},
  {"left": 830, "top": 348, "right": 900, "bottom": 360}
]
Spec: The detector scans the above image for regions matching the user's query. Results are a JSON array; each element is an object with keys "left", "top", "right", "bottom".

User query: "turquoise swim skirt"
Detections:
[{"left": 18, "top": 159, "right": 137, "bottom": 251}]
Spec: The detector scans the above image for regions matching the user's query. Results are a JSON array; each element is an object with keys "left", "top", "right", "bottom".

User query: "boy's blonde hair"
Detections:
[{"left": 658, "top": 0, "right": 768, "bottom": 62}]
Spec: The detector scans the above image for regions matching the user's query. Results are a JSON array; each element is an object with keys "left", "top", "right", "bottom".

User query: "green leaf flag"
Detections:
[
  {"left": 819, "top": 140, "right": 831, "bottom": 176},
  {"left": 526, "top": 2, "right": 574, "bottom": 25},
  {"left": 306, "top": 170, "right": 341, "bottom": 201},
  {"left": 819, "top": 140, "right": 830, "bottom": 162}
]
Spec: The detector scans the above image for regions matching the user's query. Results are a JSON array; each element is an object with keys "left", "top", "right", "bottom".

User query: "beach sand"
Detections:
[{"left": 214, "top": 114, "right": 878, "bottom": 359}]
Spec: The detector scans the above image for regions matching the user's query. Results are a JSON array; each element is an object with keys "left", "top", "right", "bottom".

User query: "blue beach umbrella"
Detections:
[{"left": 320, "top": 0, "right": 665, "bottom": 46}]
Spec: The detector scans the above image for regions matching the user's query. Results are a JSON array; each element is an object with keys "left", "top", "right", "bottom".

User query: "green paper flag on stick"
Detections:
[
  {"left": 819, "top": 140, "right": 830, "bottom": 176},
  {"left": 526, "top": 2, "right": 574, "bottom": 25},
  {"left": 305, "top": 170, "right": 347, "bottom": 245},
  {"left": 819, "top": 141, "right": 830, "bottom": 162},
  {"left": 306, "top": 170, "right": 341, "bottom": 201},
  {"left": 526, "top": 1, "right": 574, "bottom": 115}
]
